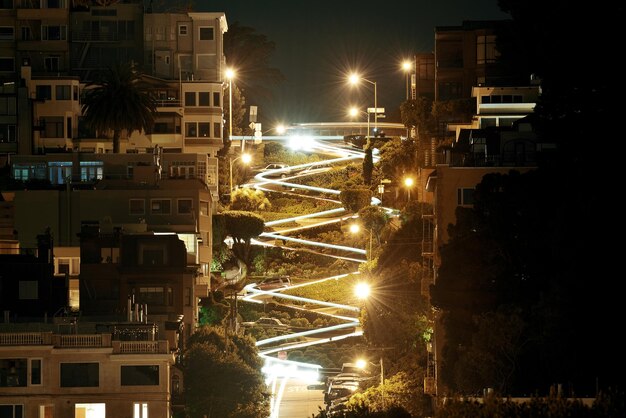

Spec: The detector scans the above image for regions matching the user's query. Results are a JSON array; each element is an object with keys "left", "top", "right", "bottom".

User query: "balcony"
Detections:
[{"left": 0, "top": 332, "right": 169, "bottom": 354}]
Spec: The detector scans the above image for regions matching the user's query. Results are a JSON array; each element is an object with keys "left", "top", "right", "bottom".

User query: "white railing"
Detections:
[
  {"left": 56, "top": 334, "right": 104, "bottom": 348},
  {"left": 118, "top": 341, "right": 160, "bottom": 354},
  {"left": 0, "top": 332, "right": 45, "bottom": 345}
]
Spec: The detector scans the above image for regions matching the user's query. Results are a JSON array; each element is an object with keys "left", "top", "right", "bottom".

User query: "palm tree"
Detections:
[{"left": 81, "top": 62, "right": 157, "bottom": 153}]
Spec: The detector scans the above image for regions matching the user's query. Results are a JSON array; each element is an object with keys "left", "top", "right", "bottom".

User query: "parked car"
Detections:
[
  {"left": 256, "top": 163, "right": 292, "bottom": 178},
  {"left": 241, "top": 317, "right": 288, "bottom": 328},
  {"left": 254, "top": 276, "right": 292, "bottom": 291}
]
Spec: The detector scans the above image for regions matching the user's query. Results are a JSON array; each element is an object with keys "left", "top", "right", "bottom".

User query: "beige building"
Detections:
[{"left": 0, "top": 328, "right": 175, "bottom": 418}]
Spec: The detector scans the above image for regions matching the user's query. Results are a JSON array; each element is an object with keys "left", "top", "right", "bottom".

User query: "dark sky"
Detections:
[{"left": 188, "top": 0, "right": 509, "bottom": 125}]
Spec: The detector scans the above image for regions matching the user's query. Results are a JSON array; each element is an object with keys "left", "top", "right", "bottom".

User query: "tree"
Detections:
[
  {"left": 400, "top": 97, "right": 435, "bottom": 138},
  {"left": 184, "top": 326, "right": 269, "bottom": 418},
  {"left": 223, "top": 23, "right": 285, "bottom": 105},
  {"left": 223, "top": 210, "right": 265, "bottom": 271},
  {"left": 362, "top": 148, "right": 374, "bottom": 186},
  {"left": 81, "top": 62, "right": 157, "bottom": 153},
  {"left": 357, "top": 206, "right": 388, "bottom": 246},
  {"left": 230, "top": 187, "right": 271, "bottom": 211},
  {"left": 340, "top": 188, "right": 372, "bottom": 213}
]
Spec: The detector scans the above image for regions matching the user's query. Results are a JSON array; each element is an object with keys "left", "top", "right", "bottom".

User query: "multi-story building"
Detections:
[
  {"left": 434, "top": 20, "right": 518, "bottom": 102},
  {"left": 413, "top": 52, "right": 435, "bottom": 101}
]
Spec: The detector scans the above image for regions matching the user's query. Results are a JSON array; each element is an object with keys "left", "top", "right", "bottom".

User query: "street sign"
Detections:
[
  {"left": 367, "top": 107, "right": 385, "bottom": 114},
  {"left": 249, "top": 106, "right": 257, "bottom": 123}
]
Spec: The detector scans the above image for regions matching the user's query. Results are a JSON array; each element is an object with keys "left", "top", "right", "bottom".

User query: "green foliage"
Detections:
[
  {"left": 431, "top": 98, "right": 475, "bottom": 123},
  {"left": 435, "top": 392, "right": 625, "bottom": 418},
  {"left": 363, "top": 148, "right": 374, "bottom": 185},
  {"left": 183, "top": 326, "right": 269, "bottom": 418},
  {"left": 223, "top": 210, "right": 265, "bottom": 271},
  {"left": 230, "top": 187, "right": 271, "bottom": 211},
  {"left": 340, "top": 188, "right": 373, "bottom": 213},
  {"left": 400, "top": 97, "right": 436, "bottom": 137},
  {"left": 375, "top": 139, "right": 417, "bottom": 185}
]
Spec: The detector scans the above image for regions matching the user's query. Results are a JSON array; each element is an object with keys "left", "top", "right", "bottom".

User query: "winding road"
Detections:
[{"left": 240, "top": 138, "right": 376, "bottom": 417}]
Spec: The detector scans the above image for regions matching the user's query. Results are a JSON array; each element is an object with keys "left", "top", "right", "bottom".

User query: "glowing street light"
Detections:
[
  {"left": 354, "top": 282, "right": 371, "bottom": 300},
  {"left": 350, "top": 223, "right": 373, "bottom": 261},
  {"left": 404, "top": 176, "right": 415, "bottom": 201},
  {"left": 349, "top": 106, "right": 371, "bottom": 143},
  {"left": 275, "top": 124, "right": 286, "bottom": 135},
  {"left": 225, "top": 68, "right": 236, "bottom": 149},
  {"left": 349, "top": 73, "right": 378, "bottom": 134},
  {"left": 230, "top": 152, "right": 252, "bottom": 192},
  {"left": 402, "top": 60, "right": 413, "bottom": 100}
]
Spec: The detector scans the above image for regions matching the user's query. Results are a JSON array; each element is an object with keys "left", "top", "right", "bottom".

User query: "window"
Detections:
[
  {"left": 213, "top": 122, "right": 221, "bottom": 139},
  {"left": 0, "top": 97, "right": 15, "bottom": 116},
  {"left": 199, "top": 201, "right": 209, "bottom": 216},
  {"left": 177, "top": 199, "right": 192, "bottom": 214},
  {"left": 41, "top": 25, "right": 67, "bottom": 41},
  {"left": 0, "top": 0, "right": 13, "bottom": 8},
  {"left": 55, "top": 85, "right": 71, "bottom": 100},
  {"left": 0, "top": 405, "right": 23, "bottom": 418},
  {"left": 36, "top": 85, "right": 52, "bottom": 100},
  {"left": 21, "top": 26, "right": 32, "bottom": 41},
  {"left": 0, "top": 359, "right": 27, "bottom": 387},
  {"left": 75, "top": 404, "right": 105, "bottom": 418},
  {"left": 48, "top": 162, "right": 72, "bottom": 185},
  {"left": 44, "top": 0, "right": 67, "bottom": 8},
  {"left": 42, "top": 116, "right": 64, "bottom": 138},
  {"left": 133, "top": 403, "right": 148, "bottom": 418},
  {"left": 80, "top": 161, "right": 103, "bottom": 181},
  {"left": 178, "top": 25, "right": 187, "bottom": 35},
  {"left": 0, "top": 27, "right": 14, "bottom": 40},
  {"left": 477, "top": 34, "right": 498, "bottom": 65},
  {"left": 56, "top": 257, "right": 80, "bottom": 276},
  {"left": 44, "top": 56, "right": 60, "bottom": 73},
  {"left": 437, "top": 82, "right": 462, "bottom": 101},
  {"left": 213, "top": 92, "right": 220, "bottom": 107},
  {"left": 129, "top": 199, "right": 145, "bottom": 215},
  {"left": 198, "top": 92, "right": 209, "bottom": 106},
  {"left": 151, "top": 199, "right": 171, "bottom": 215},
  {"left": 137, "top": 287, "right": 172, "bottom": 305},
  {"left": 198, "top": 122, "right": 209, "bottom": 137},
  {"left": 18, "top": 281, "right": 37, "bottom": 300},
  {"left": 0, "top": 57, "right": 13, "bottom": 72},
  {"left": 0, "top": 124, "right": 16, "bottom": 142},
  {"left": 185, "top": 122, "right": 197, "bottom": 137},
  {"left": 457, "top": 188, "right": 475, "bottom": 206},
  {"left": 30, "top": 359, "right": 42, "bottom": 386},
  {"left": 199, "top": 27, "right": 214, "bottom": 41},
  {"left": 121, "top": 365, "right": 159, "bottom": 386},
  {"left": 184, "top": 92, "right": 195, "bottom": 106},
  {"left": 60, "top": 363, "right": 99, "bottom": 387}
]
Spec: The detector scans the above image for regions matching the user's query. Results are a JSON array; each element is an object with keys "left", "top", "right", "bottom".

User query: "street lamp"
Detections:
[
  {"left": 349, "top": 223, "right": 373, "bottom": 262},
  {"left": 354, "top": 282, "right": 371, "bottom": 300},
  {"left": 402, "top": 60, "right": 412, "bottom": 100},
  {"left": 229, "top": 152, "right": 251, "bottom": 192},
  {"left": 404, "top": 176, "right": 414, "bottom": 201},
  {"left": 355, "top": 355, "right": 385, "bottom": 409},
  {"left": 349, "top": 107, "right": 370, "bottom": 143},
  {"left": 349, "top": 74, "right": 378, "bottom": 135},
  {"left": 225, "top": 68, "right": 236, "bottom": 149}
]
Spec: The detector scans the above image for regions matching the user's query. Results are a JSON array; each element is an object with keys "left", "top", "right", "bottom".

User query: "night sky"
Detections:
[{"left": 180, "top": 0, "right": 509, "bottom": 124}]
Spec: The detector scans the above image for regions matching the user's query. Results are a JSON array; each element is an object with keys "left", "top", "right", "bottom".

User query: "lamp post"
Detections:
[
  {"left": 349, "top": 223, "right": 373, "bottom": 262},
  {"left": 349, "top": 74, "right": 378, "bottom": 135},
  {"left": 402, "top": 60, "right": 412, "bottom": 100},
  {"left": 225, "top": 68, "right": 235, "bottom": 150},
  {"left": 349, "top": 107, "right": 370, "bottom": 143},
  {"left": 404, "top": 176, "right": 414, "bottom": 202},
  {"left": 229, "top": 153, "right": 251, "bottom": 192}
]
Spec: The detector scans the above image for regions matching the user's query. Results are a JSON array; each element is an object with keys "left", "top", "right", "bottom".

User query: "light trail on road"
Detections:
[{"left": 242, "top": 138, "right": 374, "bottom": 417}]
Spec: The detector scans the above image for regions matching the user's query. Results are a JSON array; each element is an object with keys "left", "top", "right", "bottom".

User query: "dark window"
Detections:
[
  {"left": 129, "top": 199, "right": 145, "bottom": 215},
  {"left": 121, "top": 365, "right": 159, "bottom": 386},
  {"left": 186, "top": 122, "right": 197, "bottom": 137},
  {"left": 179, "top": 25, "right": 187, "bottom": 36},
  {"left": 177, "top": 199, "right": 192, "bottom": 214},
  {"left": 198, "top": 92, "right": 210, "bottom": 106},
  {"left": 457, "top": 188, "right": 475, "bottom": 206},
  {"left": 0, "top": 58, "right": 12, "bottom": 72},
  {"left": 21, "top": 26, "right": 32, "bottom": 41},
  {"left": 151, "top": 199, "right": 171, "bottom": 214},
  {"left": 0, "top": 405, "right": 23, "bottom": 418},
  {"left": 0, "top": 27, "right": 14, "bottom": 41},
  {"left": 481, "top": 96, "right": 491, "bottom": 104},
  {"left": 0, "top": 0, "right": 13, "bottom": 8},
  {"left": 185, "top": 92, "right": 195, "bottom": 106},
  {"left": 0, "top": 359, "right": 27, "bottom": 387},
  {"left": 213, "top": 92, "right": 220, "bottom": 107},
  {"left": 56, "top": 85, "right": 71, "bottom": 100},
  {"left": 60, "top": 363, "right": 99, "bottom": 387},
  {"left": 199, "top": 27, "right": 214, "bottom": 41},
  {"left": 142, "top": 250, "right": 164, "bottom": 265},
  {"left": 36, "top": 85, "right": 52, "bottom": 100},
  {"left": 213, "top": 122, "right": 221, "bottom": 139},
  {"left": 198, "top": 122, "right": 209, "bottom": 137},
  {"left": 42, "top": 116, "right": 64, "bottom": 138},
  {"left": 30, "top": 359, "right": 41, "bottom": 385}
]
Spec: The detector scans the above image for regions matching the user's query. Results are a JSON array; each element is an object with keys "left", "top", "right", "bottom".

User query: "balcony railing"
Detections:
[{"left": 0, "top": 332, "right": 168, "bottom": 354}]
